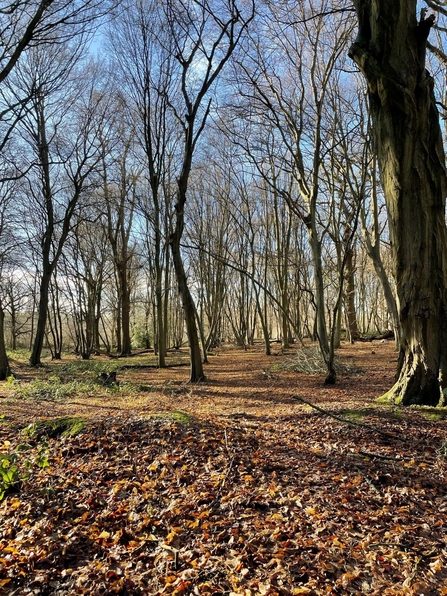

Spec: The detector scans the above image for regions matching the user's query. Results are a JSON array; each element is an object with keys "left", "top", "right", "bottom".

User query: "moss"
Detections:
[
  {"left": 23, "top": 416, "right": 86, "bottom": 438},
  {"left": 376, "top": 388, "right": 400, "bottom": 405},
  {"left": 148, "top": 410, "right": 193, "bottom": 424},
  {"left": 168, "top": 410, "right": 193, "bottom": 423},
  {"left": 410, "top": 406, "right": 447, "bottom": 422},
  {"left": 339, "top": 408, "right": 369, "bottom": 421},
  {"left": 339, "top": 407, "right": 402, "bottom": 421}
]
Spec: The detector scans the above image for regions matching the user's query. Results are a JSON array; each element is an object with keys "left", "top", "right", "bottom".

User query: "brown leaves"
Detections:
[
  {"left": 0, "top": 411, "right": 442, "bottom": 594},
  {"left": 0, "top": 344, "right": 447, "bottom": 594}
]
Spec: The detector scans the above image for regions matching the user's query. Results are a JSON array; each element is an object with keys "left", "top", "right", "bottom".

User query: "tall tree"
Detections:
[
  {"left": 107, "top": 0, "right": 174, "bottom": 367},
  {"left": 350, "top": 1, "right": 447, "bottom": 405},
  {"left": 232, "top": 0, "right": 355, "bottom": 382},
  {"left": 0, "top": 0, "right": 112, "bottom": 156},
  {"left": 164, "top": 0, "right": 254, "bottom": 382},
  {"left": 0, "top": 177, "right": 18, "bottom": 378},
  {"left": 101, "top": 126, "right": 138, "bottom": 357},
  {"left": 11, "top": 47, "right": 107, "bottom": 366}
]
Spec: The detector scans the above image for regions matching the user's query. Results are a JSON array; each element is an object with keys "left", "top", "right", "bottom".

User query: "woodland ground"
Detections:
[{"left": 0, "top": 341, "right": 446, "bottom": 595}]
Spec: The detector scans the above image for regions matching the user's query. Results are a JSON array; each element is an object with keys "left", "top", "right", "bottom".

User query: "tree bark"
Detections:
[
  {"left": 170, "top": 226, "right": 205, "bottom": 382},
  {"left": 0, "top": 300, "right": 10, "bottom": 380},
  {"left": 30, "top": 269, "right": 51, "bottom": 366},
  {"left": 118, "top": 263, "right": 132, "bottom": 356},
  {"left": 350, "top": 1, "right": 447, "bottom": 405},
  {"left": 170, "top": 139, "right": 205, "bottom": 380},
  {"left": 344, "top": 246, "right": 359, "bottom": 342}
]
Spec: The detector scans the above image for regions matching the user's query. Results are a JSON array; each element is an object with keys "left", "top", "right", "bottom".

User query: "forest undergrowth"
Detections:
[{"left": 0, "top": 341, "right": 446, "bottom": 595}]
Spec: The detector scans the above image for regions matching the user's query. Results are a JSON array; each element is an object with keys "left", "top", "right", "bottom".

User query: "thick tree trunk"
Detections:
[
  {"left": 308, "top": 225, "right": 334, "bottom": 382},
  {"left": 350, "top": 1, "right": 447, "bottom": 405},
  {"left": 169, "top": 115, "right": 205, "bottom": 381},
  {"left": 156, "top": 282, "right": 166, "bottom": 367}
]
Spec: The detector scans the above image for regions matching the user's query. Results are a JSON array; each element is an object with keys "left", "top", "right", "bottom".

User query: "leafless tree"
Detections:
[
  {"left": 9, "top": 47, "right": 110, "bottom": 365},
  {"left": 350, "top": 0, "right": 447, "bottom": 405}
]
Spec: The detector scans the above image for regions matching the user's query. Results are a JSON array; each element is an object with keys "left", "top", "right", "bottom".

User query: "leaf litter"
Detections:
[{"left": 0, "top": 342, "right": 446, "bottom": 595}]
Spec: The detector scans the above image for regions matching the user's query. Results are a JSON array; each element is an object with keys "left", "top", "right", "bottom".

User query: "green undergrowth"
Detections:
[
  {"left": 57, "top": 360, "right": 120, "bottom": 376},
  {"left": 23, "top": 416, "right": 86, "bottom": 438},
  {"left": 0, "top": 436, "right": 52, "bottom": 502},
  {"left": 6, "top": 377, "right": 96, "bottom": 401},
  {"left": 5, "top": 373, "right": 158, "bottom": 402},
  {"left": 410, "top": 406, "right": 447, "bottom": 422}
]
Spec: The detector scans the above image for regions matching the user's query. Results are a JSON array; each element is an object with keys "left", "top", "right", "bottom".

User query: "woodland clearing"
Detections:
[{"left": 0, "top": 341, "right": 446, "bottom": 595}]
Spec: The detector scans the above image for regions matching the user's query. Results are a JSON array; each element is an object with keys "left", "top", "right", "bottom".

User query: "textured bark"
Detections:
[
  {"left": 29, "top": 94, "right": 53, "bottom": 367},
  {"left": 350, "top": 1, "right": 447, "bottom": 405},
  {"left": 309, "top": 225, "right": 332, "bottom": 373},
  {"left": 118, "top": 262, "right": 132, "bottom": 356}
]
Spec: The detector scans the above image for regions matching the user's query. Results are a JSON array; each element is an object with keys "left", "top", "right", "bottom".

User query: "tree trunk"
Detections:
[
  {"left": 155, "top": 253, "right": 166, "bottom": 367},
  {"left": 350, "top": 1, "right": 447, "bottom": 405},
  {"left": 0, "top": 300, "right": 10, "bottom": 380},
  {"left": 30, "top": 269, "right": 51, "bottom": 366},
  {"left": 308, "top": 224, "right": 333, "bottom": 381},
  {"left": 119, "top": 264, "right": 132, "bottom": 356},
  {"left": 170, "top": 231, "right": 205, "bottom": 382},
  {"left": 344, "top": 246, "right": 359, "bottom": 341}
]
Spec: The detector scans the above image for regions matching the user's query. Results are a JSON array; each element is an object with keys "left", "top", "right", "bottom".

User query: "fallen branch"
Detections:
[{"left": 291, "top": 395, "right": 407, "bottom": 442}]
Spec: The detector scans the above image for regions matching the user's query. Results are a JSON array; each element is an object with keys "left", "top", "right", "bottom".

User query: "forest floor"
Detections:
[{"left": 0, "top": 341, "right": 447, "bottom": 595}]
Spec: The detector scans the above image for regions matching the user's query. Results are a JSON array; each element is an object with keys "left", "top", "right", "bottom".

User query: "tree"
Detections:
[
  {"left": 349, "top": 1, "right": 447, "bottom": 405},
  {"left": 0, "top": 0, "right": 113, "bottom": 157},
  {"left": 11, "top": 47, "right": 107, "bottom": 366},
  {"left": 164, "top": 0, "right": 254, "bottom": 382},
  {"left": 99, "top": 110, "right": 139, "bottom": 357},
  {"left": 0, "top": 177, "right": 18, "bottom": 378},
  {"left": 0, "top": 0, "right": 109, "bottom": 84},
  {"left": 232, "top": 0, "right": 355, "bottom": 382},
  {"left": 107, "top": 0, "right": 175, "bottom": 367},
  {"left": 59, "top": 214, "right": 110, "bottom": 359}
]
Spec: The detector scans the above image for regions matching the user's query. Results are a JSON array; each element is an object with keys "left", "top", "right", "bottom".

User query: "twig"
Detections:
[
  {"left": 291, "top": 395, "right": 407, "bottom": 442},
  {"left": 407, "top": 556, "right": 422, "bottom": 587},
  {"left": 159, "top": 543, "right": 179, "bottom": 570},
  {"left": 220, "top": 456, "right": 234, "bottom": 489},
  {"left": 220, "top": 427, "right": 234, "bottom": 489},
  {"left": 357, "top": 450, "right": 400, "bottom": 461}
]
